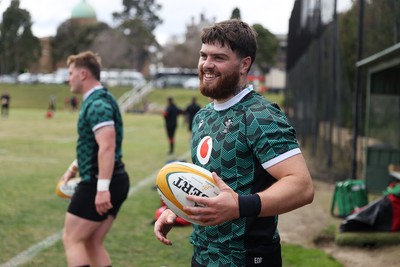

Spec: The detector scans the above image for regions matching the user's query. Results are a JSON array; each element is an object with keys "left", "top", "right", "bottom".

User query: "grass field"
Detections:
[{"left": 0, "top": 84, "right": 342, "bottom": 266}]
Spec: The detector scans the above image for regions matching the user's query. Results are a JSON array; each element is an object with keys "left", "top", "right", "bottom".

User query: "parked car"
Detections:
[
  {"left": 120, "top": 70, "right": 146, "bottom": 88},
  {"left": 183, "top": 77, "right": 200, "bottom": 89},
  {"left": 101, "top": 70, "right": 146, "bottom": 88},
  {"left": 37, "top": 73, "right": 65, "bottom": 84},
  {"left": 0, "top": 74, "right": 16, "bottom": 84},
  {"left": 17, "top": 73, "right": 38, "bottom": 84},
  {"left": 154, "top": 75, "right": 192, "bottom": 88}
]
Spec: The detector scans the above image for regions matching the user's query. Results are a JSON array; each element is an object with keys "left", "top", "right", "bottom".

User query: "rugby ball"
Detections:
[
  {"left": 156, "top": 162, "right": 220, "bottom": 225},
  {"left": 56, "top": 177, "right": 81, "bottom": 199}
]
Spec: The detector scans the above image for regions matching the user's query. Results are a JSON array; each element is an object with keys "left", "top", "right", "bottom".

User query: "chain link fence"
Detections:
[{"left": 285, "top": 0, "right": 400, "bottom": 180}]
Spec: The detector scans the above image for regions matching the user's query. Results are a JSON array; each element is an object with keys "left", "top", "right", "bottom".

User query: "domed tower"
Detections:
[{"left": 70, "top": 0, "right": 97, "bottom": 26}]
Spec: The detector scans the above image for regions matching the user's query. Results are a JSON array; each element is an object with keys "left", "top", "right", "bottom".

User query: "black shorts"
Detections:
[
  {"left": 166, "top": 125, "right": 177, "bottom": 139},
  {"left": 68, "top": 172, "right": 130, "bottom": 222}
]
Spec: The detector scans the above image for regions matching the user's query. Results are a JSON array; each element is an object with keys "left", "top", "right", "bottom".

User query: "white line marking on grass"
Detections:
[
  {"left": 0, "top": 156, "right": 58, "bottom": 163},
  {"left": 0, "top": 151, "right": 191, "bottom": 267},
  {"left": 0, "top": 231, "right": 63, "bottom": 267},
  {"left": 128, "top": 150, "right": 191, "bottom": 197}
]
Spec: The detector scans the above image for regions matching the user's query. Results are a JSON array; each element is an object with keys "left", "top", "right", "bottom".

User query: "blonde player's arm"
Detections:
[
  {"left": 60, "top": 159, "right": 78, "bottom": 183},
  {"left": 94, "top": 125, "right": 115, "bottom": 215}
]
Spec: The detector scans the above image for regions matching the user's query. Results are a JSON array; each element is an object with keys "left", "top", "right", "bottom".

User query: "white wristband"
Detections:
[{"left": 97, "top": 179, "right": 111, "bottom": 191}]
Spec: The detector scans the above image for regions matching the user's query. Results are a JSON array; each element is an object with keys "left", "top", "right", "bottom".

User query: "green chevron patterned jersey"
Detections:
[
  {"left": 77, "top": 88, "right": 123, "bottom": 182},
  {"left": 190, "top": 87, "right": 300, "bottom": 266}
]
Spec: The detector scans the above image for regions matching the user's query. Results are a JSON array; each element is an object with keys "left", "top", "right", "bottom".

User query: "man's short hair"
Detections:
[
  {"left": 67, "top": 51, "right": 102, "bottom": 81},
  {"left": 201, "top": 19, "right": 257, "bottom": 70}
]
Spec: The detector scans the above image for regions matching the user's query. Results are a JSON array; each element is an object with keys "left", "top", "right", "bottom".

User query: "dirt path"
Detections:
[{"left": 278, "top": 179, "right": 400, "bottom": 267}]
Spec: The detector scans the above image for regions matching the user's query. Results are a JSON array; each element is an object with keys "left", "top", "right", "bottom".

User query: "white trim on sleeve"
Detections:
[
  {"left": 262, "top": 148, "right": 302, "bottom": 169},
  {"left": 92, "top": 121, "right": 114, "bottom": 132}
]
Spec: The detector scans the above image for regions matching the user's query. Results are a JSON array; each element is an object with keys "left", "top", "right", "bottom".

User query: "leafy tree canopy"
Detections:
[
  {"left": 231, "top": 8, "right": 241, "bottom": 20},
  {"left": 112, "top": 0, "right": 163, "bottom": 71},
  {"left": 253, "top": 23, "right": 279, "bottom": 74},
  {"left": 0, "top": 0, "right": 40, "bottom": 74},
  {"left": 51, "top": 21, "right": 110, "bottom": 68},
  {"left": 113, "top": 0, "right": 163, "bottom": 32}
]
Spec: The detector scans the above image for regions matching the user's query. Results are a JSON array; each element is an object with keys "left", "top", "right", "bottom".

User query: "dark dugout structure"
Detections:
[
  {"left": 356, "top": 44, "right": 400, "bottom": 192},
  {"left": 285, "top": 0, "right": 400, "bottom": 192}
]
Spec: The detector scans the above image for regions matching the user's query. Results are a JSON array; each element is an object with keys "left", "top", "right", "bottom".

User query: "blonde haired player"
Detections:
[{"left": 59, "top": 51, "right": 130, "bottom": 267}]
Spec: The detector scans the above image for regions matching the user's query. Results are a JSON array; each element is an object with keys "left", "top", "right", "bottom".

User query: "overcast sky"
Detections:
[{"left": 0, "top": 0, "right": 352, "bottom": 45}]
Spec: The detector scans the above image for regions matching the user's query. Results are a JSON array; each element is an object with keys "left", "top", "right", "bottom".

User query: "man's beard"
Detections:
[{"left": 199, "top": 69, "right": 240, "bottom": 100}]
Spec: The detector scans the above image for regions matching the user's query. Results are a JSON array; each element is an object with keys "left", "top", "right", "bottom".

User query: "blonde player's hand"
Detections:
[
  {"left": 95, "top": 191, "right": 113, "bottom": 215},
  {"left": 59, "top": 172, "right": 72, "bottom": 184},
  {"left": 59, "top": 159, "right": 78, "bottom": 183}
]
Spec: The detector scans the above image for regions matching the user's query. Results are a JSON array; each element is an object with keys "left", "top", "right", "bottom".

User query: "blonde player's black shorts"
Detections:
[{"left": 68, "top": 172, "right": 130, "bottom": 222}]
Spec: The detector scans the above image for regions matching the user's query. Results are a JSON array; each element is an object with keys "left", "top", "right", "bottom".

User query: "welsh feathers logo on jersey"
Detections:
[{"left": 197, "top": 136, "right": 212, "bottom": 165}]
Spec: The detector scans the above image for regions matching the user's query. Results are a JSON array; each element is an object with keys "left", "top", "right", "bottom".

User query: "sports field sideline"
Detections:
[
  {"left": 0, "top": 151, "right": 190, "bottom": 267},
  {"left": 0, "top": 86, "right": 341, "bottom": 266},
  {"left": 0, "top": 105, "right": 196, "bottom": 266}
]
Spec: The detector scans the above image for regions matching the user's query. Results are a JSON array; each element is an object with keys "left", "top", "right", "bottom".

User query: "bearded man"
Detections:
[{"left": 154, "top": 19, "right": 314, "bottom": 267}]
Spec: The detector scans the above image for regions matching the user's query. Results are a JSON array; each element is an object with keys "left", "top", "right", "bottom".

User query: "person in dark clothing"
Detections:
[
  {"left": 163, "top": 97, "right": 182, "bottom": 155},
  {"left": 48, "top": 95, "right": 56, "bottom": 112},
  {"left": 1, "top": 90, "right": 10, "bottom": 118},
  {"left": 70, "top": 95, "right": 79, "bottom": 111},
  {"left": 184, "top": 97, "right": 201, "bottom": 133}
]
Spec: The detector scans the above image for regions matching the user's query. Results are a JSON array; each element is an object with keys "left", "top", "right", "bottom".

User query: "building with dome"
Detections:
[
  {"left": 34, "top": 0, "right": 99, "bottom": 73},
  {"left": 33, "top": 0, "right": 150, "bottom": 77},
  {"left": 70, "top": 0, "right": 97, "bottom": 26}
]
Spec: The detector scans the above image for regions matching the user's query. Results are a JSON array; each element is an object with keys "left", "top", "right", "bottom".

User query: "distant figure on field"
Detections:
[
  {"left": 1, "top": 90, "right": 10, "bottom": 118},
  {"left": 70, "top": 95, "right": 79, "bottom": 111},
  {"left": 163, "top": 96, "right": 182, "bottom": 155},
  {"left": 184, "top": 97, "right": 201, "bottom": 133},
  {"left": 48, "top": 95, "right": 56, "bottom": 112}
]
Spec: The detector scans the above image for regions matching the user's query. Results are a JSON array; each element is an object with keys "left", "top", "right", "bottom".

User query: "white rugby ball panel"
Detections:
[
  {"left": 56, "top": 177, "right": 81, "bottom": 199},
  {"left": 156, "top": 162, "right": 220, "bottom": 225}
]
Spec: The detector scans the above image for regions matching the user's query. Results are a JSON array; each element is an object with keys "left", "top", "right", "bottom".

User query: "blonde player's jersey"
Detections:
[
  {"left": 190, "top": 86, "right": 300, "bottom": 266},
  {"left": 77, "top": 88, "right": 124, "bottom": 182}
]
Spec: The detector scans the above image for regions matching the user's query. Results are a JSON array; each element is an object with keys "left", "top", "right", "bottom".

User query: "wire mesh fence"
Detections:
[{"left": 285, "top": 0, "right": 400, "bottom": 180}]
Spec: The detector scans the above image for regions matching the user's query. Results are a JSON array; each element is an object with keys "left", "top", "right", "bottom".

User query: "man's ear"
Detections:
[
  {"left": 80, "top": 68, "right": 88, "bottom": 81},
  {"left": 240, "top": 56, "right": 252, "bottom": 74}
]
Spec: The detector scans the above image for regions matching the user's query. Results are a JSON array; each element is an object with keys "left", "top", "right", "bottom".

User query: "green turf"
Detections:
[
  {"left": 0, "top": 84, "right": 340, "bottom": 266},
  {"left": 282, "top": 243, "right": 342, "bottom": 267},
  {"left": 0, "top": 83, "right": 133, "bottom": 110},
  {"left": 335, "top": 232, "right": 400, "bottom": 247}
]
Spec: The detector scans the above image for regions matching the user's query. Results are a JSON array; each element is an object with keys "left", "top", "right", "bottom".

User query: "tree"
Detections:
[
  {"left": 160, "top": 14, "right": 213, "bottom": 69},
  {"left": 89, "top": 29, "right": 131, "bottom": 68},
  {"left": 338, "top": 3, "right": 357, "bottom": 92},
  {"left": 338, "top": 0, "right": 398, "bottom": 93},
  {"left": 51, "top": 21, "right": 110, "bottom": 68},
  {"left": 114, "top": 0, "right": 163, "bottom": 31},
  {"left": 162, "top": 40, "right": 200, "bottom": 68},
  {"left": 231, "top": 7, "right": 241, "bottom": 20},
  {"left": 363, "top": 0, "right": 398, "bottom": 56},
  {"left": 112, "top": 0, "right": 163, "bottom": 72},
  {"left": 0, "top": 0, "right": 40, "bottom": 74},
  {"left": 252, "top": 23, "right": 279, "bottom": 75},
  {"left": 117, "top": 18, "right": 157, "bottom": 72}
]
